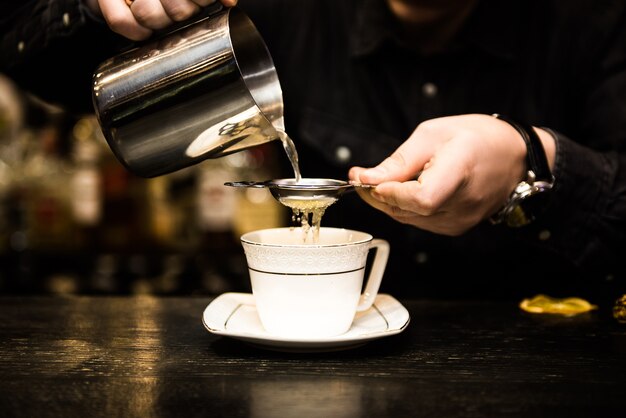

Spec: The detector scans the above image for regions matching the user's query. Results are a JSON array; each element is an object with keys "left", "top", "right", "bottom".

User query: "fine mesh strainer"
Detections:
[{"left": 224, "top": 178, "right": 374, "bottom": 204}]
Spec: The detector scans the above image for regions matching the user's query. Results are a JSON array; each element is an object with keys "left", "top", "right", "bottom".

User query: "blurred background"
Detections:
[{"left": 0, "top": 73, "right": 289, "bottom": 296}]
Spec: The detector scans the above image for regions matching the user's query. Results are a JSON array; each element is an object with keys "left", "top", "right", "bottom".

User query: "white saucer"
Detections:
[{"left": 202, "top": 292, "right": 410, "bottom": 352}]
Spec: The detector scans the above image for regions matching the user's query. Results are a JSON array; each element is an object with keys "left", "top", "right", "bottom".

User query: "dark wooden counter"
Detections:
[{"left": 0, "top": 296, "right": 625, "bottom": 417}]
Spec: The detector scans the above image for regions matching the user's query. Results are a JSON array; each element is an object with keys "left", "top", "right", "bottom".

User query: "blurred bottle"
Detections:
[
  {"left": 10, "top": 104, "right": 81, "bottom": 293},
  {"left": 144, "top": 176, "right": 177, "bottom": 252},
  {"left": 193, "top": 145, "right": 287, "bottom": 294},
  {"left": 232, "top": 144, "right": 287, "bottom": 237},
  {"left": 0, "top": 74, "right": 26, "bottom": 291},
  {"left": 194, "top": 154, "right": 241, "bottom": 294},
  {"left": 84, "top": 116, "right": 158, "bottom": 293},
  {"left": 89, "top": 253, "right": 121, "bottom": 294},
  {"left": 70, "top": 116, "right": 103, "bottom": 251},
  {"left": 23, "top": 119, "right": 75, "bottom": 252},
  {"left": 92, "top": 132, "right": 153, "bottom": 262}
]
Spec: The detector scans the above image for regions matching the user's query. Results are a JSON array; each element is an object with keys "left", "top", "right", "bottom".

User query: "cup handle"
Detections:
[{"left": 356, "top": 239, "right": 390, "bottom": 311}]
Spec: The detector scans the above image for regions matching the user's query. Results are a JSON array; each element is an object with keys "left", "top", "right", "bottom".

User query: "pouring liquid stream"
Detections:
[
  {"left": 275, "top": 129, "right": 331, "bottom": 242},
  {"left": 277, "top": 129, "right": 302, "bottom": 183}
]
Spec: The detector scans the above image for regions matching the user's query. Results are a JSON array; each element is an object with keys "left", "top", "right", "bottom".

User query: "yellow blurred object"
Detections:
[
  {"left": 520, "top": 294, "right": 597, "bottom": 316},
  {"left": 613, "top": 295, "right": 626, "bottom": 323}
]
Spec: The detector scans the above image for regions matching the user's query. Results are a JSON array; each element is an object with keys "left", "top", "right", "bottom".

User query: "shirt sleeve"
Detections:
[
  {"left": 511, "top": 5, "right": 626, "bottom": 284},
  {"left": 519, "top": 129, "right": 626, "bottom": 281},
  {"left": 0, "top": 0, "right": 128, "bottom": 115}
]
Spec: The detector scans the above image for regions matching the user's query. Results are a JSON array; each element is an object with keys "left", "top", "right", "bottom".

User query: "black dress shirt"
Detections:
[{"left": 2, "top": 0, "right": 625, "bottom": 302}]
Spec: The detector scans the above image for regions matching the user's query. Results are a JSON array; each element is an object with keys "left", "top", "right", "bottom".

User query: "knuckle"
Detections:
[
  {"left": 166, "top": 5, "right": 196, "bottom": 21},
  {"left": 416, "top": 118, "right": 439, "bottom": 135},
  {"left": 415, "top": 195, "right": 437, "bottom": 216},
  {"left": 132, "top": 6, "right": 163, "bottom": 26},
  {"left": 105, "top": 11, "right": 131, "bottom": 32},
  {"left": 387, "top": 152, "right": 407, "bottom": 169}
]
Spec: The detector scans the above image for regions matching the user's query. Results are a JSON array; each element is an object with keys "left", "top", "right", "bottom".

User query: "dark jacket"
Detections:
[{"left": 2, "top": 0, "right": 625, "bottom": 302}]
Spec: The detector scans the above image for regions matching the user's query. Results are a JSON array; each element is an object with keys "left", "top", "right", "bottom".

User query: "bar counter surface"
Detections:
[{"left": 1, "top": 295, "right": 625, "bottom": 418}]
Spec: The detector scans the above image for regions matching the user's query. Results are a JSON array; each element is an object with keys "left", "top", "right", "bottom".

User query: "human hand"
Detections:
[
  {"left": 87, "top": 0, "right": 239, "bottom": 41},
  {"left": 348, "top": 114, "right": 556, "bottom": 236}
]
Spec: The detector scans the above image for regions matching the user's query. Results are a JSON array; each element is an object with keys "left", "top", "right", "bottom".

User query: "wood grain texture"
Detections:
[{"left": 0, "top": 296, "right": 624, "bottom": 418}]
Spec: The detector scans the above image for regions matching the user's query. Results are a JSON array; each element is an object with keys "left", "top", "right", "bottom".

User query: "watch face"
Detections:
[{"left": 505, "top": 181, "right": 553, "bottom": 227}]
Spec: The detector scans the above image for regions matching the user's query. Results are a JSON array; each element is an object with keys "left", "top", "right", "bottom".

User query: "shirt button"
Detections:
[
  {"left": 335, "top": 146, "right": 351, "bottom": 163},
  {"left": 17, "top": 41, "right": 24, "bottom": 53},
  {"left": 63, "top": 13, "right": 71, "bottom": 27},
  {"left": 538, "top": 229, "right": 551, "bottom": 241},
  {"left": 415, "top": 251, "right": 428, "bottom": 264},
  {"left": 422, "top": 82, "right": 438, "bottom": 98}
]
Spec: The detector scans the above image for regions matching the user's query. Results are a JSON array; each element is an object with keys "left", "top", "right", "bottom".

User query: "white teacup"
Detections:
[{"left": 241, "top": 227, "right": 390, "bottom": 338}]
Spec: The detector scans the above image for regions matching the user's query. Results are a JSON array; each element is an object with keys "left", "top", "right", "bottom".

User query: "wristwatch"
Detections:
[{"left": 489, "top": 114, "right": 555, "bottom": 227}]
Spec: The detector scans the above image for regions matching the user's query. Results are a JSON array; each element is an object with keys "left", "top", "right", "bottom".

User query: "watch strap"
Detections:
[
  {"left": 489, "top": 114, "right": 555, "bottom": 227},
  {"left": 492, "top": 114, "right": 552, "bottom": 181}
]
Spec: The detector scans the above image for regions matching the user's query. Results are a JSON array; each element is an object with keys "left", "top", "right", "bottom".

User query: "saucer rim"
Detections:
[{"left": 202, "top": 292, "right": 410, "bottom": 350}]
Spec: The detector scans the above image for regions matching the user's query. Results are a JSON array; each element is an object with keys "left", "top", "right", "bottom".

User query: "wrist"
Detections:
[{"left": 489, "top": 114, "right": 555, "bottom": 227}]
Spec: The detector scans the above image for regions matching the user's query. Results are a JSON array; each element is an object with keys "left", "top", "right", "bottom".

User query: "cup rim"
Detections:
[{"left": 240, "top": 227, "right": 373, "bottom": 248}]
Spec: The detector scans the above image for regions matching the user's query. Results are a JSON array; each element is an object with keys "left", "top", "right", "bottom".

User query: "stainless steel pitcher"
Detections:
[{"left": 92, "top": 7, "right": 284, "bottom": 178}]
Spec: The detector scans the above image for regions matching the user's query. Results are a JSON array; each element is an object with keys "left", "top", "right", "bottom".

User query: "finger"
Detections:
[
  {"left": 354, "top": 186, "right": 382, "bottom": 209},
  {"left": 356, "top": 183, "right": 462, "bottom": 232},
  {"left": 160, "top": 0, "right": 201, "bottom": 21},
  {"left": 352, "top": 170, "right": 414, "bottom": 214},
  {"left": 372, "top": 148, "right": 467, "bottom": 217},
  {"left": 409, "top": 141, "right": 469, "bottom": 210},
  {"left": 355, "top": 186, "right": 423, "bottom": 223},
  {"left": 354, "top": 187, "right": 399, "bottom": 217},
  {"left": 357, "top": 129, "right": 440, "bottom": 185},
  {"left": 218, "top": 0, "right": 238, "bottom": 6},
  {"left": 355, "top": 178, "right": 470, "bottom": 234},
  {"left": 371, "top": 180, "right": 441, "bottom": 216},
  {"left": 99, "top": 0, "right": 153, "bottom": 40},
  {"left": 353, "top": 184, "right": 412, "bottom": 217},
  {"left": 348, "top": 166, "right": 367, "bottom": 183},
  {"left": 130, "top": 0, "right": 174, "bottom": 29},
  {"left": 360, "top": 183, "right": 473, "bottom": 235}
]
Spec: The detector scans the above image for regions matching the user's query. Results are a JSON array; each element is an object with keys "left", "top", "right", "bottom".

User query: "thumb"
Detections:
[{"left": 358, "top": 145, "right": 428, "bottom": 185}]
